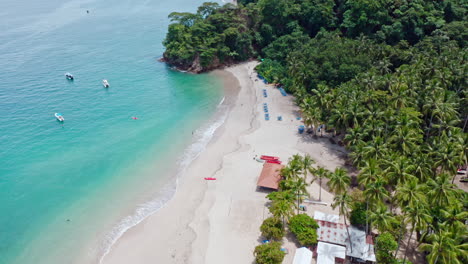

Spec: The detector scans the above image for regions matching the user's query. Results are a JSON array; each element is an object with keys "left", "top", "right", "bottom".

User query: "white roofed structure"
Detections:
[
  {"left": 317, "top": 242, "right": 346, "bottom": 264},
  {"left": 314, "top": 211, "right": 376, "bottom": 263},
  {"left": 292, "top": 247, "right": 312, "bottom": 264},
  {"left": 314, "top": 210, "right": 340, "bottom": 223}
]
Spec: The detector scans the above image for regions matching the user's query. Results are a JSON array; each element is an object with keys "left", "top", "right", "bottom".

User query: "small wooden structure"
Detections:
[{"left": 256, "top": 163, "right": 284, "bottom": 190}]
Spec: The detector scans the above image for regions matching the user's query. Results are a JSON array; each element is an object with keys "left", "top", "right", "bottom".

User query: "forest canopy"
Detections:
[{"left": 163, "top": 1, "right": 467, "bottom": 263}]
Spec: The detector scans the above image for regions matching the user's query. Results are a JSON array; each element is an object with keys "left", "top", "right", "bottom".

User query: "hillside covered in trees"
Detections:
[{"left": 163, "top": 1, "right": 467, "bottom": 263}]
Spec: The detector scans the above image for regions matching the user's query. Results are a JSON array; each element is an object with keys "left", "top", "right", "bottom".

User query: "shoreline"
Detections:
[
  {"left": 92, "top": 70, "right": 238, "bottom": 264},
  {"left": 101, "top": 61, "right": 347, "bottom": 264}
]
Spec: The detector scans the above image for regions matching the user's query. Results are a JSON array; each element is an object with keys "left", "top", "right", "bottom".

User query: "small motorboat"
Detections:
[
  {"left": 204, "top": 177, "right": 216, "bottom": 180},
  {"left": 102, "top": 79, "right": 110, "bottom": 88},
  {"left": 65, "top": 73, "right": 74, "bottom": 80},
  {"left": 55, "top": 113, "right": 65, "bottom": 122}
]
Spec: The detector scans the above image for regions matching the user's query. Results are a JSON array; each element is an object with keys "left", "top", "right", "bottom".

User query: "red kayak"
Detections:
[
  {"left": 260, "top": 155, "right": 280, "bottom": 161},
  {"left": 204, "top": 177, "right": 217, "bottom": 180},
  {"left": 267, "top": 160, "right": 282, "bottom": 164}
]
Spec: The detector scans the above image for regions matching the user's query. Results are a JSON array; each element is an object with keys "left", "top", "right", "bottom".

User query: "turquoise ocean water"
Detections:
[{"left": 0, "top": 0, "right": 226, "bottom": 263}]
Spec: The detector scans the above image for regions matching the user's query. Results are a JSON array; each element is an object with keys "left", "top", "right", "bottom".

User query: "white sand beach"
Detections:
[{"left": 101, "top": 61, "right": 348, "bottom": 264}]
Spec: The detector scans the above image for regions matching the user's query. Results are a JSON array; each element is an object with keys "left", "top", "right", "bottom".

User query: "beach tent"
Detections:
[
  {"left": 256, "top": 163, "right": 284, "bottom": 190},
  {"left": 292, "top": 247, "right": 312, "bottom": 264},
  {"left": 317, "top": 242, "right": 346, "bottom": 264}
]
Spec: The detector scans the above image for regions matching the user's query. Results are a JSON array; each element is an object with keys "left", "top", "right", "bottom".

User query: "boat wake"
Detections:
[{"left": 98, "top": 98, "right": 228, "bottom": 263}]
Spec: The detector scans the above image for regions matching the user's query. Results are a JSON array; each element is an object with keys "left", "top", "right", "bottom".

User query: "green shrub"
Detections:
[
  {"left": 376, "top": 232, "right": 398, "bottom": 264},
  {"left": 254, "top": 241, "right": 285, "bottom": 264},
  {"left": 260, "top": 217, "right": 285, "bottom": 241},
  {"left": 350, "top": 202, "right": 367, "bottom": 228},
  {"left": 288, "top": 214, "right": 319, "bottom": 247}
]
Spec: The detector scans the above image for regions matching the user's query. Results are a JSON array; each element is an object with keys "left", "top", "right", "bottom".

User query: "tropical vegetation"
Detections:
[
  {"left": 288, "top": 214, "right": 319, "bottom": 247},
  {"left": 164, "top": 1, "right": 468, "bottom": 263},
  {"left": 253, "top": 241, "right": 285, "bottom": 264}
]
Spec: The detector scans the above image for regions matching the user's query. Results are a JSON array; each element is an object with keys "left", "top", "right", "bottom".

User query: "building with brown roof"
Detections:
[{"left": 256, "top": 163, "right": 284, "bottom": 190}]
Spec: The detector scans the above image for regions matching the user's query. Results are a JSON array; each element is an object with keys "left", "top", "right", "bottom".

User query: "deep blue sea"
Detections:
[{"left": 0, "top": 0, "right": 225, "bottom": 263}]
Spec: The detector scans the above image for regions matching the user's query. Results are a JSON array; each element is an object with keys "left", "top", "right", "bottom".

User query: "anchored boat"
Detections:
[
  {"left": 55, "top": 113, "right": 64, "bottom": 122},
  {"left": 102, "top": 79, "right": 110, "bottom": 88},
  {"left": 65, "top": 73, "right": 74, "bottom": 80}
]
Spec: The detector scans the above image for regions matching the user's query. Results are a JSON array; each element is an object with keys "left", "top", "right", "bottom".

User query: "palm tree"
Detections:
[
  {"left": 300, "top": 154, "right": 315, "bottom": 181},
  {"left": 332, "top": 194, "right": 353, "bottom": 253},
  {"left": 440, "top": 206, "right": 468, "bottom": 231},
  {"left": 280, "top": 177, "right": 309, "bottom": 215},
  {"left": 410, "top": 153, "right": 434, "bottom": 181},
  {"left": 362, "top": 136, "right": 388, "bottom": 160},
  {"left": 330, "top": 103, "right": 350, "bottom": 135},
  {"left": 363, "top": 178, "right": 389, "bottom": 235},
  {"left": 384, "top": 155, "right": 415, "bottom": 186},
  {"left": 280, "top": 156, "right": 302, "bottom": 181},
  {"left": 402, "top": 203, "right": 431, "bottom": 263},
  {"left": 358, "top": 158, "right": 382, "bottom": 187},
  {"left": 348, "top": 141, "right": 367, "bottom": 167},
  {"left": 311, "top": 84, "right": 331, "bottom": 114},
  {"left": 434, "top": 137, "right": 463, "bottom": 178},
  {"left": 388, "top": 125, "right": 423, "bottom": 155},
  {"left": 394, "top": 177, "right": 425, "bottom": 209},
  {"left": 419, "top": 225, "right": 468, "bottom": 264},
  {"left": 267, "top": 191, "right": 296, "bottom": 225},
  {"left": 426, "top": 173, "right": 460, "bottom": 208},
  {"left": 344, "top": 125, "right": 363, "bottom": 147},
  {"left": 313, "top": 166, "right": 330, "bottom": 201},
  {"left": 369, "top": 203, "right": 396, "bottom": 233},
  {"left": 327, "top": 167, "right": 350, "bottom": 195}
]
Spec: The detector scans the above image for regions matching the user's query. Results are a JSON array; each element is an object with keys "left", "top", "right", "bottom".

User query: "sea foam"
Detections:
[{"left": 98, "top": 97, "right": 228, "bottom": 263}]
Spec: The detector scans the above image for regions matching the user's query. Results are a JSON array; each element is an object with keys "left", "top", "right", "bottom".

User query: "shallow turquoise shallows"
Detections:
[{"left": 0, "top": 1, "right": 224, "bottom": 263}]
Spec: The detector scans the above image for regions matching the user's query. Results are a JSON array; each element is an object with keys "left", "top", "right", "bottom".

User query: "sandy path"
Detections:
[{"left": 101, "top": 61, "right": 347, "bottom": 264}]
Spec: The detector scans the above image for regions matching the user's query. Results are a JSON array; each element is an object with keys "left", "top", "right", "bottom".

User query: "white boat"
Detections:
[
  {"left": 65, "top": 73, "right": 74, "bottom": 80},
  {"left": 102, "top": 79, "right": 110, "bottom": 88},
  {"left": 55, "top": 113, "right": 65, "bottom": 122}
]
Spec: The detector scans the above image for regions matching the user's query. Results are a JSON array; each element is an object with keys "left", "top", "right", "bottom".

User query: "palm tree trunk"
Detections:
[
  {"left": 366, "top": 200, "right": 369, "bottom": 235},
  {"left": 462, "top": 115, "right": 467, "bottom": 132},
  {"left": 426, "top": 114, "right": 434, "bottom": 138},
  {"left": 344, "top": 216, "right": 353, "bottom": 253},
  {"left": 318, "top": 177, "right": 322, "bottom": 201},
  {"left": 394, "top": 224, "right": 405, "bottom": 258},
  {"left": 403, "top": 226, "right": 415, "bottom": 264},
  {"left": 297, "top": 190, "right": 300, "bottom": 215}
]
